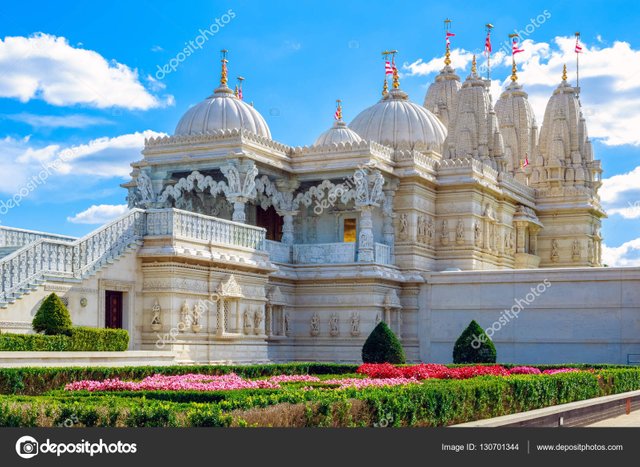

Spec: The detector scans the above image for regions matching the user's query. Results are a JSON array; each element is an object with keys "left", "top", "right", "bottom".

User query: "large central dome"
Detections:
[
  {"left": 349, "top": 88, "right": 447, "bottom": 150},
  {"left": 174, "top": 85, "right": 271, "bottom": 138}
]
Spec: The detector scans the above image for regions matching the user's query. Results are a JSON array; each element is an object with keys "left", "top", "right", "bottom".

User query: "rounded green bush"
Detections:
[
  {"left": 453, "top": 320, "right": 496, "bottom": 364},
  {"left": 32, "top": 293, "right": 73, "bottom": 336},
  {"left": 362, "top": 322, "right": 406, "bottom": 364}
]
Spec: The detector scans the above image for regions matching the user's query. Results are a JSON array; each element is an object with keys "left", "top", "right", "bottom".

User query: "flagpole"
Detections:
[
  {"left": 485, "top": 23, "right": 493, "bottom": 80},
  {"left": 444, "top": 18, "right": 452, "bottom": 66},
  {"left": 575, "top": 32, "right": 581, "bottom": 95}
]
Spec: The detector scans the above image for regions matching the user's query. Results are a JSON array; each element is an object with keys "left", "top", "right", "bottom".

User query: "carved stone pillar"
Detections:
[
  {"left": 221, "top": 160, "right": 258, "bottom": 224},
  {"left": 396, "top": 308, "right": 402, "bottom": 340},
  {"left": 529, "top": 225, "right": 540, "bottom": 255},
  {"left": 382, "top": 184, "right": 398, "bottom": 260},
  {"left": 515, "top": 221, "right": 527, "bottom": 254},
  {"left": 265, "top": 304, "right": 272, "bottom": 337},
  {"left": 384, "top": 306, "right": 391, "bottom": 325},
  {"left": 230, "top": 198, "right": 247, "bottom": 223},
  {"left": 217, "top": 297, "right": 226, "bottom": 336},
  {"left": 357, "top": 205, "right": 375, "bottom": 262},
  {"left": 278, "top": 211, "right": 298, "bottom": 245}
]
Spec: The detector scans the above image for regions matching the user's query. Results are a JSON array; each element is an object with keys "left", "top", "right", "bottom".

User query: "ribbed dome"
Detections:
[
  {"left": 174, "top": 86, "right": 271, "bottom": 138},
  {"left": 314, "top": 120, "right": 363, "bottom": 146},
  {"left": 349, "top": 88, "right": 447, "bottom": 150}
]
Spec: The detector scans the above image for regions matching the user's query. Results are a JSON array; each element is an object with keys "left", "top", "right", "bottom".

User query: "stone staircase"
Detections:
[
  {"left": 0, "top": 209, "right": 145, "bottom": 308},
  {"left": 0, "top": 227, "right": 76, "bottom": 259}
]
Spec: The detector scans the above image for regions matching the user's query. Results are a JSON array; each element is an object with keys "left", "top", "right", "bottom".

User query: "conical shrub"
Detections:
[
  {"left": 453, "top": 320, "right": 496, "bottom": 364},
  {"left": 32, "top": 293, "right": 73, "bottom": 335},
  {"left": 362, "top": 322, "right": 406, "bottom": 364}
]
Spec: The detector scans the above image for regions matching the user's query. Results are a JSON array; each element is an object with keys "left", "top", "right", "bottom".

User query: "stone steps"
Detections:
[{"left": 0, "top": 240, "right": 142, "bottom": 309}]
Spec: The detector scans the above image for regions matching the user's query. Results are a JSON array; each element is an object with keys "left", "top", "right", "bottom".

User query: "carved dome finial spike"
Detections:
[
  {"left": 391, "top": 50, "right": 400, "bottom": 89},
  {"left": 562, "top": 63, "right": 568, "bottom": 82},
  {"left": 335, "top": 99, "right": 342, "bottom": 121},
  {"left": 382, "top": 78, "right": 388, "bottom": 96},
  {"left": 220, "top": 49, "right": 229, "bottom": 87},
  {"left": 471, "top": 55, "right": 477, "bottom": 75},
  {"left": 444, "top": 18, "right": 452, "bottom": 66},
  {"left": 511, "top": 58, "right": 518, "bottom": 82}
]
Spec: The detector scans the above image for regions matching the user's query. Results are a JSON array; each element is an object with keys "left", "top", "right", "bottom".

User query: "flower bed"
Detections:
[
  {"left": 65, "top": 373, "right": 322, "bottom": 392},
  {"left": 63, "top": 364, "right": 591, "bottom": 394},
  {"left": 355, "top": 363, "right": 574, "bottom": 380}
]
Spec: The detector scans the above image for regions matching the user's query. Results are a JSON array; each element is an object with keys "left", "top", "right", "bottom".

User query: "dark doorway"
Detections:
[
  {"left": 105, "top": 291, "right": 123, "bottom": 329},
  {"left": 256, "top": 206, "right": 283, "bottom": 241}
]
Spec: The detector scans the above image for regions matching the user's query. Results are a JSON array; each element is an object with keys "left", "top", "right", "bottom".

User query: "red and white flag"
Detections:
[
  {"left": 484, "top": 32, "right": 492, "bottom": 55},
  {"left": 575, "top": 37, "right": 583, "bottom": 54},
  {"left": 512, "top": 38, "right": 524, "bottom": 55},
  {"left": 521, "top": 155, "right": 529, "bottom": 168},
  {"left": 238, "top": 87, "right": 243, "bottom": 100},
  {"left": 392, "top": 60, "right": 398, "bottom": 74},
  {"left": 385, "top": 61, "right": 393, "bottom": 75},
  {"left": 446, "top": 31, "right": 455, "bottom": 45}
]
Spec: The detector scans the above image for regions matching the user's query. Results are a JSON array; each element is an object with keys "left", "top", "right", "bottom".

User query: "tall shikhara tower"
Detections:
[{"left": 530, "top": 65, "right": 604, "bottom": 267}]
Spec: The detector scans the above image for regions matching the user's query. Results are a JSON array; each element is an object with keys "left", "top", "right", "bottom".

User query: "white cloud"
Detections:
[
  {"left": 0, "top": 33, "right": 174, "bottom": 109},
  {"left": 403, "top": 49, "right": 474, "bottom": 76},
  {"left": 5, "top": 113, "right": 113, "bottom": 128},
  {"left": 602, "top": 238, "right": 640, "bottom": 267},
  {"left": 67, "top": 204, "right": 129, "bottom": 224},
  {"left": 600, "top": 166, "right": 640, "bottom": 204},
  {"left": 0, "top": 130, "right": 167, "bottom": 195}
]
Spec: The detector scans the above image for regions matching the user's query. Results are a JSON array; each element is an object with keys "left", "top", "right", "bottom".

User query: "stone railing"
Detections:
[
  {"left": 292, "top": 242, "right": 356, "bottom": 264},
  {"left": 0, "top": 226, "right": 76, "bottom": 248},
  {"left": 263, "top": 240, "right": 292, "bottom": 263},
  {"left": 374, "top": 243, "right": 393, "bottom": 265},
  {"left": 145, "top": 208, "right": 266, "bottom": 251},
  {"left": 0, "top": 209, "right": 145, "bottom": 303}
]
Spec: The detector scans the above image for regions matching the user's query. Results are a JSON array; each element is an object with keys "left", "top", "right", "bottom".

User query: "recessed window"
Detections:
[{"left": 343, "top": 218, "right": 357, "bottom": 243}]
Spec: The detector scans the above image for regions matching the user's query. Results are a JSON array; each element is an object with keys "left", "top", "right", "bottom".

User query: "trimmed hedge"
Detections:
[
  {"left": 0, "top": 327, "right": 129, "bottom": 353},
  {"left": 2, "top": 369, "right": 640, "bottom": 427}
]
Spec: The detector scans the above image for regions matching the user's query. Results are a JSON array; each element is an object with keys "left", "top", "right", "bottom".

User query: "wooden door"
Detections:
[{"left": 105, "top": 291, "right": 123, "bottom": 329}]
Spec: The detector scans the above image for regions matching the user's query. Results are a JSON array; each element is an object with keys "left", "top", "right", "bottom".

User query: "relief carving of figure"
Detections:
[
  {"left": 440, "top": 219, "right": 449, "bottom": 246},
  {"left": 151, "top": 300, "right": 161, "bottom": 331},
  {"left": 310, "top": 313, "right": 320, "bottom": 336},
  {"left": 417, "top": 215, "right": 426, "bottom": 243},
  {"left": 456, "top": 218, "right": 465, "bottom": 245},
  {"left": 572, "top": 239, "right": 581, "bottom": 260},
  {"left": 243, "top": 310, "right": 252, "bottom": 335},
  {"left": 180, "top": 300, "right": 190, "bottom": 331},
  {"left": 253, "top": 309, "right": 263, "bottom": 335},
  {"left": 398, "top": 213, "right": 408, "bottom": 240},
  {"left": 350, "top": 312, "right": 360, "bottom": 337},
  {"left": 329, "top": 313, "right": 339, "bottom": 337},
  {"left": 551, "top": 239, "right": 560, "bottom": 262},
  {"left": 426, "top": 216, "right": 434, "bottom": 245}
]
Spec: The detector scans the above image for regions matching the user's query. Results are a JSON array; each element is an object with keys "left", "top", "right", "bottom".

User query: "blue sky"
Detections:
[{"left": 1, "top": 0, "right": 639, "bottom": 265}]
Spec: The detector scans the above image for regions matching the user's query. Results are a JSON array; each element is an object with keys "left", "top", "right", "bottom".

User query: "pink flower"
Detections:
[{"left": 508, "top": 366, "right": 542, "bottom": 375}]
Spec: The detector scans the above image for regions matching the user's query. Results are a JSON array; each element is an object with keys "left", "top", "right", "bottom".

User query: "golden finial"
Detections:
[
  {"left": 390, "top": 50, "right": 399, "bottom": 89},
  {"left": 510, "top": 58, "right": 518, "bottom": 82},
  {"left": 444, "top": 19, "right": 452, "bottom": 66},
  {"left": 382, "top": 78, "right": 388, "bottom": 96},
  {"left": 233, "top": 85, "right": 239, "bottom": 97},
  {"left": 562, "top": 63, "right": 567, "bottom": 82},
  {"left": 335, "top": 99, "right": 343, "bottom": 121},
  {"left": 220, "top": 49, "right": 229, "bottom": 87},
  {"left": 471, "top": 55, "right": 477, "bottom": 75}
]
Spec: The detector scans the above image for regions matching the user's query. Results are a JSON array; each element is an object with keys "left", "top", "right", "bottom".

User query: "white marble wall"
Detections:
[{"left": 421, "top": 267, "right": 640, "bottom": 364}]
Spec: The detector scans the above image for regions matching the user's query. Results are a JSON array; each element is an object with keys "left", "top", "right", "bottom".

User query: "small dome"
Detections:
[
  {"left": 314, "top": 120, "right": 363, "bottom": 146},
  {"left": 349, "top": 88, "right": 447, "bottom": 150},
  {"left": 424, "top": 64, "right": 461, "bottom": 129},
  {"left": 174, "top": 86, "right": 271, "bottom": 138}
]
